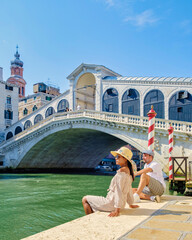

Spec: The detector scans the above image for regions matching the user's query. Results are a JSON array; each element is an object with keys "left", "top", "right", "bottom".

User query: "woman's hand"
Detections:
[
  {"left": 108, "top": 208, "right": 120, "bottom": 217},
  {"left": 129, "top": 204, "right": 139, "bottom": 208}
]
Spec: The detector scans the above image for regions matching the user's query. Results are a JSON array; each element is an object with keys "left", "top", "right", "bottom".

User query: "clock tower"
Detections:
[{"left": 7, "top": 46, "right": 26, "bottom": 98}]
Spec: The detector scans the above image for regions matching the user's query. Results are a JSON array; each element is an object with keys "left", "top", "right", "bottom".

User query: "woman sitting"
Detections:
[{"left": 82, "top": 146, "right": 139, "bottom": 217}]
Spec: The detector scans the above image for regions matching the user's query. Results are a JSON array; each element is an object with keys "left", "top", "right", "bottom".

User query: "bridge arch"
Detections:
[
  {"left": 16, "top": 124, "right": 145, "bottom": 169},
  {"left": 6, "top": 131, "right": 13, "bottom": 140},
  {"left": 34, "top": 114, "right": 43, "bottom": 125},
  {"left": 57, "top": 99, "right": 69, "bottom": 112},
  {"left": 24, "top": 120, "right": 32, "bottom": 130},
  {"left": 15, "top": 126, "right": 22, "bottom": 135},
  {"left": 45, "top": 107, "right": 55, "bottom": 118},
  {"left": 169, "top": 90, "right": 192, "bottom": 122},
  {"left": 122, "top": 88, "right": 140, "bottom": 116},
  {"left": 143, "top": 89, "right": 164, "bottom": 118},
  {"left": 75, "top": 72, "right": 96, "bottom": 110},
  {"left": 102, "top": 88, "right": 119, "bottom": 113}
]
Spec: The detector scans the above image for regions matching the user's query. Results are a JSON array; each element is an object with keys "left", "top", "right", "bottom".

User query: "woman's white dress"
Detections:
[{"left": 86, "top": 170, "right": 134, "bottom": 212}]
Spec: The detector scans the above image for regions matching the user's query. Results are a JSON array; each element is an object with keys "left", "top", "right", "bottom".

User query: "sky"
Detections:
[{"left": 0, "top": 0, "right": 192, "bottom": 96}]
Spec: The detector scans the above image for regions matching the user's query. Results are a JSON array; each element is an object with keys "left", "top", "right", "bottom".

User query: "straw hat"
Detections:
[{"left": 111, "top": 146, "right": 133, "bottom": 162}]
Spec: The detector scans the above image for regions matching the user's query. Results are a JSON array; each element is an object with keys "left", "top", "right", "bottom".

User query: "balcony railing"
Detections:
[
  {"left": 5, "top": 103, "right": 12, "bottom": 110},
  {"left": 5, "top": 119, "right": 12, "bottom": 127}
]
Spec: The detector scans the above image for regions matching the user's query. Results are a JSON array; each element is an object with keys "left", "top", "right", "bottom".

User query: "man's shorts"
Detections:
[{"left": 142, "top": 177, "right": 164, "bottom": 196}]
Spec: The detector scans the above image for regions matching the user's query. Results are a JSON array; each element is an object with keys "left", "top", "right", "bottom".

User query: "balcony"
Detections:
[
  {"left": 5, "top": 103, "right": 12, "bottom": 110},
  {"left": 5, "top": 119, "right": 12, "bottom": 127}
]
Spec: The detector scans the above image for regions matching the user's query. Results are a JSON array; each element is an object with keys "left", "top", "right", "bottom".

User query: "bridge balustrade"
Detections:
[{"left": 2, "top": 110, "right": 192, "bottom": 144}]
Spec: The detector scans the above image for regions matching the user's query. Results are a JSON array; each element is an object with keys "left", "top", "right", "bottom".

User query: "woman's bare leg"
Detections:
[{"left": 82, "top": 197, "right": 93, "bottom": 215}]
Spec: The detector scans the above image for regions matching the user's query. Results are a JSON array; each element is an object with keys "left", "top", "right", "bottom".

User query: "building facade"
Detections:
[
  {"left": 18, "top": 82, "right": 60, "bottom": 120},
  {"left": 0, "top": 67, "right": 19, "bottom": 143},
  {"left": 18, "top": 92, "right": 58, "bottom": 120}
]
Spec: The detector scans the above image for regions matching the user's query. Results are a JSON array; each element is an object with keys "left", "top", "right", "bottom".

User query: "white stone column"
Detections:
[
  {"left": 69, "top": 79, "right": 74, "bottom": 111},
  {"left": 94, "top": 73, "right": 102, "bottom": 111}
]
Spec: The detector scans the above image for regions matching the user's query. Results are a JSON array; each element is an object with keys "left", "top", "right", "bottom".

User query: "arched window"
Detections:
[
  {"left": 122, "top": 89, "right": 140, "bottom": 116},
  {"left": 102, "top": 88, "right": 119, "bottom": 113},
  {"left": 23, "top": 108, "right": 28, "bottom": 116},
  {"left": 6, "top": 131, "right": 13, "bottom": 140},
  {"left": 24, "top": 120, "right": 32, "bottom": 130},
  {"left": 45, "top": 107, "right": 55, "bottom": 118},
  {"left": 15, "top": 126, "right": 22, "bottom": 135},
  {"left": 6, "top": 96, "right": 11, "bottom": 104},
  {"left": 34, "top": 114, "right": 43, "bottom": 124},
  {"left": 144, "top": 90, "right": 164, "bottom": 119},
  {"left": 57, "top": 99, "right": 69, "bottom": 112},
  {"left": 169, "top": 90, "right": 192, "bottom": 122},
  {"left": 33, "top": 105, "right": 38, "bottom": 111}
]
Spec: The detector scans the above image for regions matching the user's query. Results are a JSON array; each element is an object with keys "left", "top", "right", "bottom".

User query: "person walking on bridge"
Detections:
[
  {"left": 133, "top": 150, "right": 166, "bottom": 203},
  {"left": 82, "top": 146, "right": 139, "bottom": 217}
]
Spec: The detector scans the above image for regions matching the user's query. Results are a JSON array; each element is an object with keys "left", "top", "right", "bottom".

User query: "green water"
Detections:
[{"left": 0, "top": 174, "right": 180, "bottom": 240}]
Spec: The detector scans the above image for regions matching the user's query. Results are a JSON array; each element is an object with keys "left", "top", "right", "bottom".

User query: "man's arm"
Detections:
[{"left": 135, "top": 167, "right": 153, "bottom": 177}]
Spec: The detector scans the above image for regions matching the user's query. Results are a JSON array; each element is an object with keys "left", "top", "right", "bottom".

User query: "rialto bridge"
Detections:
[
  {"left": 0, "top": 63, "right": 192, "bottom": 172},
  {"left": 0, "top": 110, "right": 192, "bottom": 173}
]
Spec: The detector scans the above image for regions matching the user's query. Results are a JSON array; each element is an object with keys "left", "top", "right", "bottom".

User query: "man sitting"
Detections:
[{"left": 133, "top": 150, "right": 166, "bottom": 203}]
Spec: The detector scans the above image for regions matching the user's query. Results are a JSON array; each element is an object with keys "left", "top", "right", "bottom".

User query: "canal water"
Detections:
[{"left": 0, "top": 173, "right": 180, "bottom": 240}]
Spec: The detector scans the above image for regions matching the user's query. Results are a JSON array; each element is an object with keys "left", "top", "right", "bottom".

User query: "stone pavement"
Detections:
[
  {"left": 119, "top": 196, "right": 192, "bottom": 240},
  {"left": 23, "top": 195, "right": 192, "bottom": 240}
]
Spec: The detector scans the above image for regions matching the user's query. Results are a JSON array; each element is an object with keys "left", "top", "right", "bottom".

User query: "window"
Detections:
[
  {"left": 23, "top": 108, "right": 28, "bottom": 115},
  {"left": 22, "top": 87, "right": 24, "bottom": 95},
  {"left": 5, "top": 85, "right": 13, "bottom": 91},
  {"left": 7, "top": 96, "right": 11, "bottom": 104},
  {"left": 4, "top": 110, "right": 13, "bottom": 119},
  {"left": 46, "top": 96, "right": 52, "bottom": 101},
  {"left": 34, "top": 96, "right": 36, "bottom": 100},
  {"left": 33, "top": 105, "right": 38, "bottom": 111},
  {"left": 177, "top": 91, "right": 189, "bottom": 100}
]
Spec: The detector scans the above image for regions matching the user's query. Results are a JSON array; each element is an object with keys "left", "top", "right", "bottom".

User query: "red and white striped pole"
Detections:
[
  {"left": 168, "top": 124, "right": 174, "bottom": 179},
  {"left": 147, "top": 105, "right": 157, "bottom": 151}
]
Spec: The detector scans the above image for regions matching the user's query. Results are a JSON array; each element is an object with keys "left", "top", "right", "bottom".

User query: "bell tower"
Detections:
[{"left": 7, "top": 46, "right": 26, "bottom": 98}]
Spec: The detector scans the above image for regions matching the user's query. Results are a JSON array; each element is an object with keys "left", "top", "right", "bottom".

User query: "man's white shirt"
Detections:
[{"left": 144, "top": 161, "right": 166, "bottom": 189}]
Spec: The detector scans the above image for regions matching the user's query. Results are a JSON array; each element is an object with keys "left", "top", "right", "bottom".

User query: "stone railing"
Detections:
[{"left": 2, "top": 110, "right": 192, "bottom": 145}]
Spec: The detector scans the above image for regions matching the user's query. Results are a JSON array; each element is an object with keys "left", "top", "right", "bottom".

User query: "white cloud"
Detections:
[{"left": 124, "top": 9, "right": 158, "bottom": 27}]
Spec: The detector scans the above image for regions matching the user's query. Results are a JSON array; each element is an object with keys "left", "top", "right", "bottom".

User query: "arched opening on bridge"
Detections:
[
  {"left": 144, "top": 89, "right": 164, "bottom": 118},
  {"left": 34, "top": 114, "right": 43, "bottom": 124},
  {"left": 15, "top": 126, "right": 22, "bottom": 135},
  {"left": 24, "top": 120, "right": 32, "bottom": 130},
  {"left": 6, "top": 131, "right": 13, "bottom": 140},
  {"left": 102, "top": 88, "right": 119, "bottom": 113},
  {"left": 57, "top": 99, "right": 69, "bottom": 112},
  {"left": 45, "top": 107, "right": 55, "bottom": 118},
  {"left": 122, "top": 88, "right": 140, "bottom": 116},
  {"left": 169, "top": 90, "right": 192, "bottom": 122},
  {"left": 75, "top": 73, "right": 96, "bottom": 110},
  {"left": 17, "top": 128, "right": 142, "bottom": 170}
]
